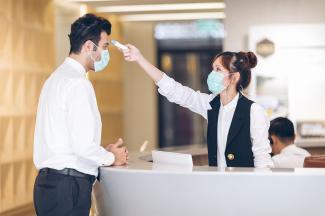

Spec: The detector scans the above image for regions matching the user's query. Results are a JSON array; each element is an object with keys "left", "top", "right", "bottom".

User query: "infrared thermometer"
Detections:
[{"left": 111, "top": 40, "right": 129, "bottom": 50}]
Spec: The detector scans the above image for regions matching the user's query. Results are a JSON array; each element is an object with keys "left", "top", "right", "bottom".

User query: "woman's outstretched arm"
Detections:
[{"left": 121, "top": 44, "right": 214, "bottom": 119}]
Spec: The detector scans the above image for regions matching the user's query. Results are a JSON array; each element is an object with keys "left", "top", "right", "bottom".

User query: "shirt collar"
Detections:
[
  {"left": 280, "top": 144, "right": 296, "bottom": 154},
  {"left": 220, "top": 93, "right": 239, "bottom": 111},
  {"left": 64, "top": 57, "right": 87, "bottom": 75}
]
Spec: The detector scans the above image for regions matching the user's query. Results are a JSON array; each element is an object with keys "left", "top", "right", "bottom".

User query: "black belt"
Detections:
[{"left": 40, "top": 168, "right": 96, "bottom": 183}]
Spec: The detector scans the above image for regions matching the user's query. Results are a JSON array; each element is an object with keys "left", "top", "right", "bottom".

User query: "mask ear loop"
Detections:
[
  {"left": 90, "top": 40, "right": 99, "bottom": 51},
  {"left": 87, "top": 49, "right": 96, "bottom": 62},
  {"left": 230, "top": 70, "right": 244, "bottom": 99},
  {"left": 88, "top": 41, "right": 100, "bottom": 62},
  {"left": 224, "top": 72, "right": 235, "bottom": 101}
]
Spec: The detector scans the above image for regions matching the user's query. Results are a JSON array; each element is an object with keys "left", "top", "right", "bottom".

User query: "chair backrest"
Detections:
[{"left": 304, "top": 155, "right": 325, "bottom": 168}]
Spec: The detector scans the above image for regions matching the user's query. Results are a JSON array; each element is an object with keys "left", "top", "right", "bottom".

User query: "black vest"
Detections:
[{"left": 207, "top": 94, "right": 254, "bottom": 167}]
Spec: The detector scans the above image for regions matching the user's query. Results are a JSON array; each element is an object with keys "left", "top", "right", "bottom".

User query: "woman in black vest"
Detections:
[{"left": 122, "top": 45, "right": 274, "bottom": 168}]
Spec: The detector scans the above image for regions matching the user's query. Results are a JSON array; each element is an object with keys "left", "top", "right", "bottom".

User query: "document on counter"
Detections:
[{"left": 152, "top": 150, "right": 193, "bottom": 167}]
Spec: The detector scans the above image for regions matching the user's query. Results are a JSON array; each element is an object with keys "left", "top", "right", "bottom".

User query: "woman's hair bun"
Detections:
[{"left": 245, "top": 51, "right": 257, "bottom": 69}]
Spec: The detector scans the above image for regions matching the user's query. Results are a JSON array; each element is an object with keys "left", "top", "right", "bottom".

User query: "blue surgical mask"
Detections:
[
  {"left": 89, "top": 42, "right": 110, "bottom": 72},
  {"left": 207, "top": 70, "right": 230, "bottom": 94}
]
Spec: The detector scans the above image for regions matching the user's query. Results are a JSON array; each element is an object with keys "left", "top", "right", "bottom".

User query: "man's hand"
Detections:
[{"left": 106, "top": 138, "right": 128, "bottom": 166}]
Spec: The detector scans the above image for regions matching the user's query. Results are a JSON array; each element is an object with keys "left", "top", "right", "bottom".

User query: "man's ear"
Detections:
[{"left": 84, "top": 40, "right": 95, "bottom": 52}]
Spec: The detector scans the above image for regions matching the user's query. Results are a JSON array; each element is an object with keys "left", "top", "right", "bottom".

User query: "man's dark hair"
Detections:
[
  {"left": 68, "top": 13, "right": 111, "bottom": 54},
  {"left": 269, "top": 117, "right": 295, "bottom": 144}
]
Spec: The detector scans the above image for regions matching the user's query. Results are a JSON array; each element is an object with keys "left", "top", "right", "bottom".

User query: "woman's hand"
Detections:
[{"left": 121, "top": 44, "right": 143, "bottom": 62}]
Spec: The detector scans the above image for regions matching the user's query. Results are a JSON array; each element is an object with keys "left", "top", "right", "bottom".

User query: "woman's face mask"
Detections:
[
  {"left": 88, "top": 41, "right": 110, "bottom": 72},
  {"left": 207, "top": 70, "right": 231, "bottom": 94}
]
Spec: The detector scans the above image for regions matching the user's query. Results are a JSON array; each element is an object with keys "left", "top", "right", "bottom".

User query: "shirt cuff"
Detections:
[
  {"left": 254, "top": 156, "right": 275, "bottom": 168},
  {"left": 155, "top": 73, "right": 175, "bottom": 94},
  {"left": 100, "top": 150, "right": 115, "bottom": 166},
  {"left": 156, "top": 73, "right": 171, "bottom": 87}
]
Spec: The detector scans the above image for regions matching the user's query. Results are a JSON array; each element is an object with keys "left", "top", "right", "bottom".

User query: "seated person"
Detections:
[{"left": 269, "top": 117, "right": 310, "bottom": 168}]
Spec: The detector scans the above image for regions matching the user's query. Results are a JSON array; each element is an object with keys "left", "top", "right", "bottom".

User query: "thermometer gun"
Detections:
[{"left": 111, "top": 40, "right": 129, "bottom": 50}]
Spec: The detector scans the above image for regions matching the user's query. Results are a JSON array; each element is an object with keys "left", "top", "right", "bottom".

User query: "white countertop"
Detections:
[{"left": 94, "top": 145, "right": 325, "bottom": 216}]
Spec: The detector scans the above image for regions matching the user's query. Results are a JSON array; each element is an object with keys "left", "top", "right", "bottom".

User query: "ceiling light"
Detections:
[
  {"left": 96, "top": 2, "right": 225, "bottom": 13},
  {"left": 120, "top": 12, "right": 225, "bottom": 22}
]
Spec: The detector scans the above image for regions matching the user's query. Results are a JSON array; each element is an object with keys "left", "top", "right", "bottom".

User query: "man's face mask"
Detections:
[
  {"left": 88, "top": 41, "right": 110, "bottom": 72},
  {"left": 207, "top": 70, "right": 232, "bottom": 94}
]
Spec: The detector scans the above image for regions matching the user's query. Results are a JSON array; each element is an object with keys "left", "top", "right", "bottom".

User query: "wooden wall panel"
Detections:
[{"left": 0, "top": 0, "right": 55, "bottom": 214}]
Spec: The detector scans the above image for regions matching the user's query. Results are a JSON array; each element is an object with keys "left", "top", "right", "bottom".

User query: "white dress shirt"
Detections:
[
  {"left": 272, "top": 144, "right": 310, "bottom": 168},
  {"left": 156, "top": 73, "right": 274, "bottom": 168},
  {"left": 33, "top": 57, "right": 115, "bottom": 176}
]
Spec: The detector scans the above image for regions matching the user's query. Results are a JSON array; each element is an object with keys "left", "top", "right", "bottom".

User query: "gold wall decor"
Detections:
[{"left": 256, "top": 38, "right": 275, "bottom": 58}]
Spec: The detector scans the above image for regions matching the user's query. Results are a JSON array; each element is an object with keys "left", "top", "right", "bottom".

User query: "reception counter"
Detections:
[{"left": 93, "top": 145, "right": 325, "bottom": 216}]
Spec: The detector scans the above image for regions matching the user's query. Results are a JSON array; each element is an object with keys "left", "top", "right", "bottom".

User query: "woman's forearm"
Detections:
[{"left": 136, "top": 55, "right": 164, "bottom": 83}]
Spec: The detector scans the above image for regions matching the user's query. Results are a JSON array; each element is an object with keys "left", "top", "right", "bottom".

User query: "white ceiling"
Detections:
[
  {"left": 71, "top": 0, "right": 223, "bottom": 7},
  {"left": 68, "top": 0, "right": 225, "bottom": 21}
]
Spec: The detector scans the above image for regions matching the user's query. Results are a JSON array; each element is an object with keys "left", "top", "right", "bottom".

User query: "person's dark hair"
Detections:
[
  {"left": 269, "top": 117, "right": 295, "bottom": 144},
  {"left": 68, "top": 13, "right": 111, "bottom": 54},
  {"left": 213, "top": 51, "right": 257, "bottom": 91}
]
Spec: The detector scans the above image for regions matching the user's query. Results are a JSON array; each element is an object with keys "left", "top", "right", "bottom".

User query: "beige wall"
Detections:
[
  {"left": 224, "top": 0, "right": 325, "bottom": 50},
  {"left": 54, "top": 1, "right": 82, "bottom": 66},
  {"left": 122, "top": 22, "right": 158, "bottom": 152}
]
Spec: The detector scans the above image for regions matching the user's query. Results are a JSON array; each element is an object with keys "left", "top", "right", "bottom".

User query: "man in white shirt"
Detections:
[
  {"left": 269, "top": 117, "right": 310, "bottom": 168},
  {"left": 33, "top": 14, "right": 128, "bottom": 216}
]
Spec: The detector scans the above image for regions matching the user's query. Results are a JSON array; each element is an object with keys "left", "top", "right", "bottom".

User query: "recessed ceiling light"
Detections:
[
  {"left": 96, "top": 2, "right": 225, "bottom": 13},
  {"left": 120, "top": 12, "right": 225, "bottom": 22}
]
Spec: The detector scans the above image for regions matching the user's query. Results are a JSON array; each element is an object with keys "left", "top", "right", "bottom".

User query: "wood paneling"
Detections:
[{"left": 0, "top": 0, "right": 55, "bottom": 213}]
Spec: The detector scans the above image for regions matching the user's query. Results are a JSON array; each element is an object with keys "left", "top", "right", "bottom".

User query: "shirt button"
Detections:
[{"left": 227, "top": 153, "right": 235, "bottom": 160}]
